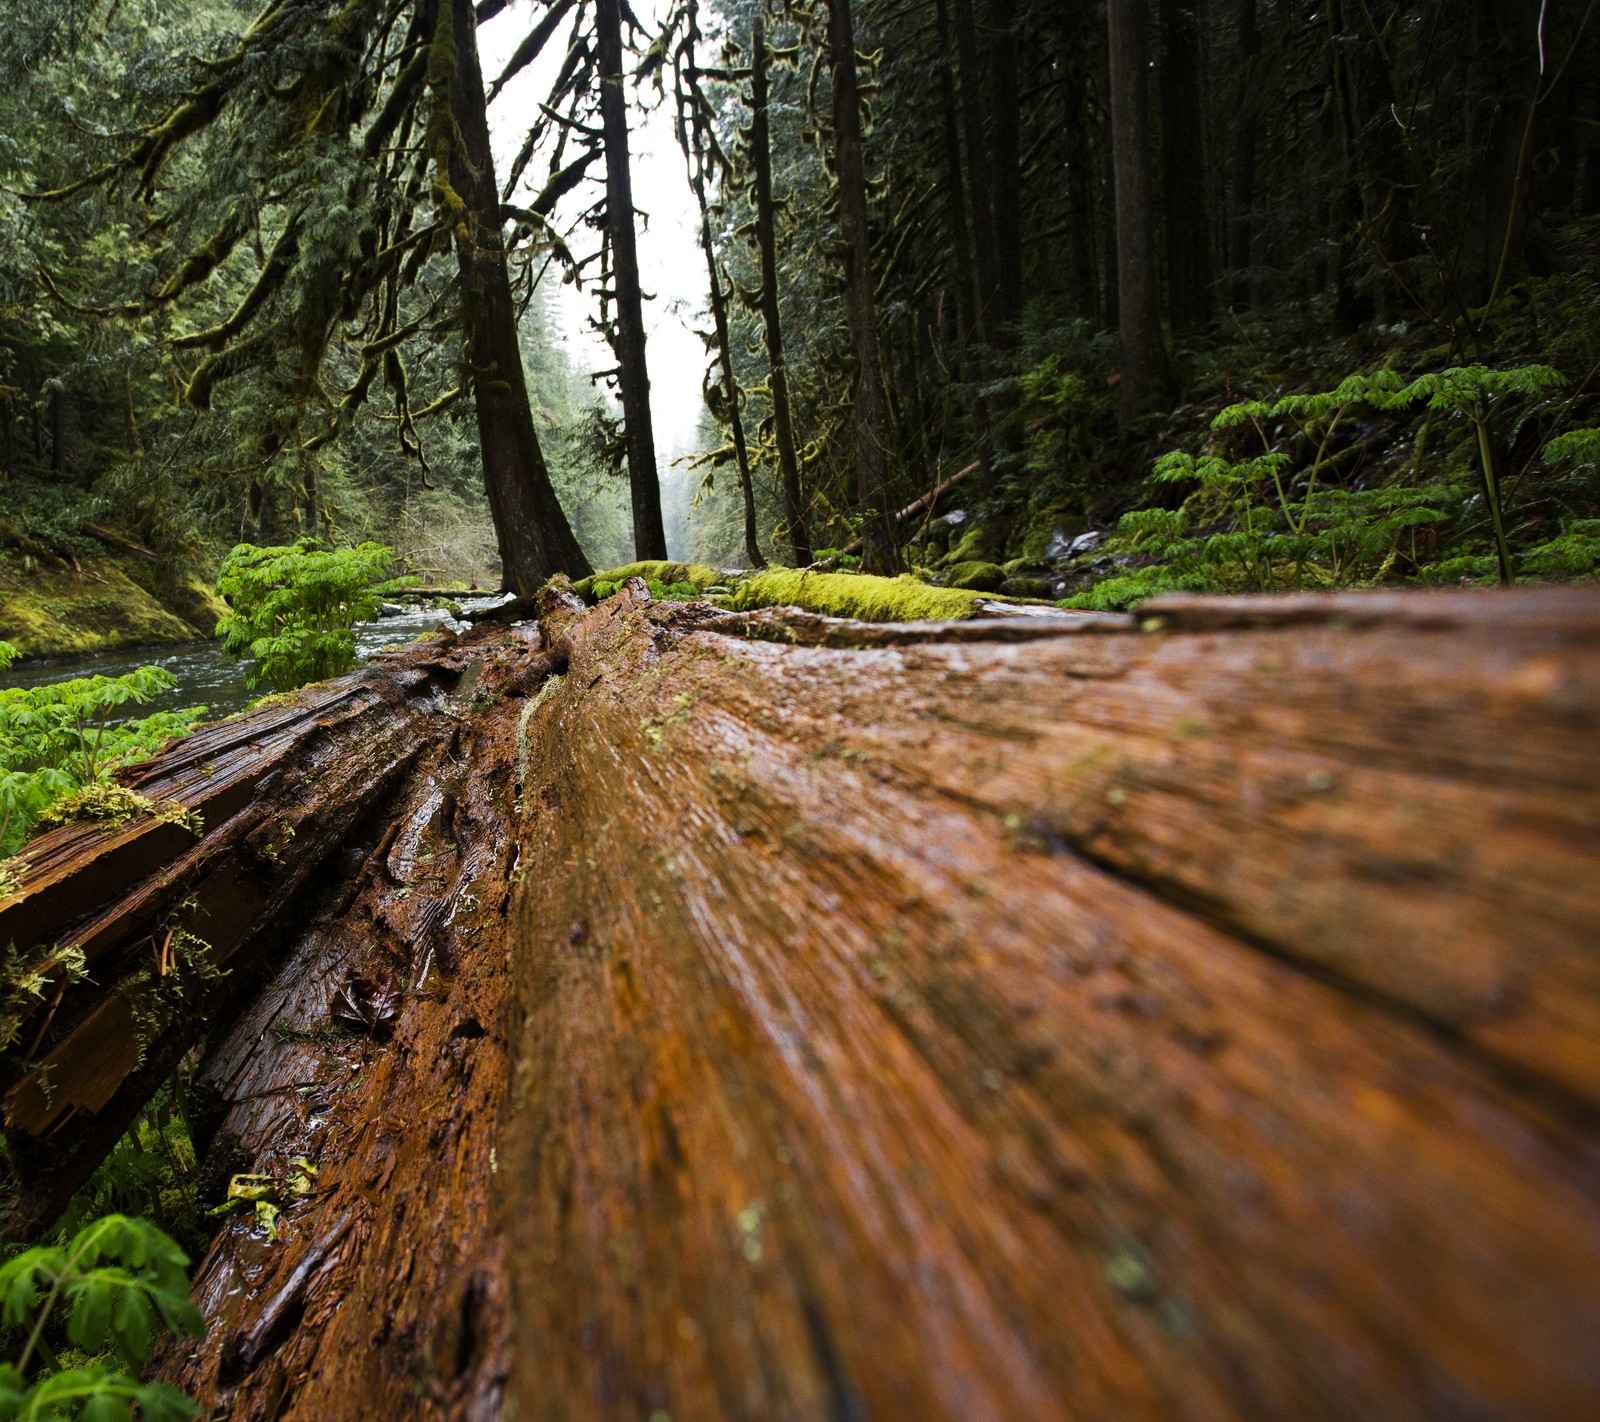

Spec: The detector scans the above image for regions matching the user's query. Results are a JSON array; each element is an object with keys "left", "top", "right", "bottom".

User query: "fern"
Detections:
[{"left": 0, "top": 666, "right": 204, "bottom": 859}]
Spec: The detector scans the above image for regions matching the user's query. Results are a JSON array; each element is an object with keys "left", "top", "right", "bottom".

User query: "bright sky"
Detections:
[{"left": 479, "top": 1, "right": 710, "bottom": 463}]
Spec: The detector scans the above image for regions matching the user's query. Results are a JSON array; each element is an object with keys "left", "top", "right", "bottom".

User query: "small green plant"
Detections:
[
  {"left": 1069, "top": 364, "right": 1573, "bottom": 609},
  {"left": 0, "top": 648, "right": 205, "bottom": 859},
  {"left": 0, "top": 1213, "right": 203, "bottom": 1421},
  {"left": 215, "top": 539, "right": 410, "bottom": 693},
  {"left": 1216, "top": 364, "right": 1567, "bottom": 586}
]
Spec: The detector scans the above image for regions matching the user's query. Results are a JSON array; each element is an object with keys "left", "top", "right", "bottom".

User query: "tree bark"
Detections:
[
  {"left": 1159, "top": 0, "right": 1215, "bottom": 331},
  {"left": 986, "top": 0, "right": 1023, "bottom": 342},
  {"left": 950, "top": 0, "right": 998, "bottom": 346},
  {"left": 1227, "top": 0, "right": 1259, "bottom": 308},
  {"left": 0, "top": 625, "right": 540, "bottom": 1240},
  {"left": 825, "top": 0, "right": 898, "bottom": 571},
  {"left": 447, "top": 0, "right": 591, "bottom": 592},
  {"left": 1106, "top": 0, "right": 1174, "bottom": 420},
  {"left": 750, "top": 16, "right": 811, "bottom": 565},
  {"left": 596, "top": 0, "right": 668, "bottom": 561},
  {"left": 6, "top": 582, "right": 1597, "bottom": 1421},
  {"left": 682, "top": 39, "right": 764, "bottom": 569}
]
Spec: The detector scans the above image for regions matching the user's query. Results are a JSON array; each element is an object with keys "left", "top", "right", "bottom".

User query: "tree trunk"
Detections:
[
  {"left": 1458, "top": 0, "right": 1556, "bottom": 309},
  {"left": 987, "top": 0, "right": 1023, "bottom": 343},
  {"left": 682, "top": 45, "right": 764, "bottom": 569},
  {"left": 1227, "top": 0, "right": 1259, "bottom": 309},
  {"left": 1331, "top": 0, "right": 1413, "bottom": 321},
  {"left": 447, "top": 0, "right": 591, "bottom": 593},
  {"left": 1107, "top": 0, "right": 1173, "bottom": 421},
  {"left": 596, "top": 0, "right": 667, "bottom": 561},
  {"left": 825, "top": 0, "right": 898, "bottom": 572},
  {"left": 933, "top": 0, "right": 978, "bottom": 356},
  {"left": 950, "top": 0, "right": 998, "bottom": 346},
  {"left": 750, "top": 16, "right": 811, "bottom": 566},
  {"left": 1159, "top": 0, "right": 1215, "bottom": 331}
]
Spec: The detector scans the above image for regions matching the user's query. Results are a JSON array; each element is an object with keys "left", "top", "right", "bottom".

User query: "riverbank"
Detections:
[{"left": 0, "top": 552, "right": 228, "bottom": 659}]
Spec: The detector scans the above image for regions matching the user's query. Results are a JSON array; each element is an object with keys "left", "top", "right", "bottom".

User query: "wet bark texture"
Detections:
[
  {"left": 0, "top": 628, "right": 520, "bottom": 1239},
  {"left": 6, "top": 584, "right": 1600, "bottom": 1420}
]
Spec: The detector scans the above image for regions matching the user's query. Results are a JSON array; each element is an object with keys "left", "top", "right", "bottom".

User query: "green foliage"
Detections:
[
  {"left": 0, "top": 662, "right": 204, "bottom": 859},
  {"left": 1544, "top": 427, "right": 1600, "bottom": 471},
  {"left": 1069, "top": 364, "right": 1583, "bottom": 608},
  {"left": 215, "top": 539, "right": 407, "bottom": 693},
  {"left": 0, "top": 1214, "right": 202, "bottom": 1421},
  {"left": 55, "top": 1085, "right": 202, "bottom": 1255},
  {"left": 1522, "top": 519, "right": 1600, "bottom": 578}
]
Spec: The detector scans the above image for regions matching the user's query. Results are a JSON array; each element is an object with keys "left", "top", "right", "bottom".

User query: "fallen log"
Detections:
[
  {"left": 134, "top": 579, "right": 1600, "bottom": 1422},
  {"left": 81, "top": 520, "right": 161, "bottom": 564}
]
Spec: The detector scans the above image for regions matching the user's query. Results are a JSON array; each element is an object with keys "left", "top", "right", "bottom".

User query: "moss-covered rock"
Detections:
[
  {"left": 163, "top": 575, "right": 229, "bottom": 637},
  {"left": 1001, "top": 557, "right": 1047, "bottom": 577},
  {"left": 730, "top": 568, "right": 991, "bottom": 622},
  {"left": 1015, "top": 505, "right": 1084, "bottom": 561},
  {"left": 0, "top": 557, "right": 205, "bottom": 658},
  {"left": 944, "top": 560, "right": 1007, "bottom": 592},
  {"left": 1000, "top": 576, "right": 1054, "bottom": 599},
  {"left": 940, "top": 524, "right": 994, "bottom": 567},
  {"left": 574, "top": 561, "right": 724, "bottom": 599}
]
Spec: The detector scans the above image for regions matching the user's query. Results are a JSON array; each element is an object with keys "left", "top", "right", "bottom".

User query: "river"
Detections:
[{"left": 0, "top": 598, "right": 510, "bottom": 720}]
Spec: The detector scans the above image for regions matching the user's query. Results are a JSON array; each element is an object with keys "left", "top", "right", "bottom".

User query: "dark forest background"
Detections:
[{"left": 3, "top": 0, "right": 1598, "bottom": 614}]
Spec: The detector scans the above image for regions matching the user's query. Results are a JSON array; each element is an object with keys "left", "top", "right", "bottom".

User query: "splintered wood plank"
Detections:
[{"left": 0, "top": 626, "right": 531, "bottom": 1238}]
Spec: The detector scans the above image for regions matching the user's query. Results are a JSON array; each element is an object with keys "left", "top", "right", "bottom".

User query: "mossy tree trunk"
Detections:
[
  {"left": 446, "top": 0, "right": 592, "bottom": 593},
  {"left": 825, "top": 0, "right": 898, "bottom": 572},
  {"left": 750, "top": 15, "right": 811, "bottom": 566}
]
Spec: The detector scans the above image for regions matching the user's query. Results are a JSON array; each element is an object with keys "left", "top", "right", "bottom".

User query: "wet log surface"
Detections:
[
  {"left": 14, "top": 582, "right": 1599, "bottom": 1420},
  {"left": 0, "top": 621, "right": 540, "bottom": 1238}
]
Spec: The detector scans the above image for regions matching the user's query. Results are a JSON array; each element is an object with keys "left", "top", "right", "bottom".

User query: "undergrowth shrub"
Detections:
[
  {"left": 215, "top": 539, "right": 408, "bottom": 693},
  {"left": 1067, "top": 365, "right": 1581, "bottom": 609},
  {"left": 0, "top": 1214, "right": 202, "bottom": 1421},
  {"left": 0, "top": 643, "right": 204, "bottom": 860}
]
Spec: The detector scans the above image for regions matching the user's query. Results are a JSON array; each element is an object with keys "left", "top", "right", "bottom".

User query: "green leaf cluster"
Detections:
[
  {"left": 1069, "top": 364, "right": 1584, "bottom": 609},
  {"left": 0, "top": 649, "right": 204, "bottom": 859},
  {"left": 0, "top": 1214, "right": 202, "bottom": 1421},
  {"left": 215, "top": 538, "right": 409, "bottom": 693}
]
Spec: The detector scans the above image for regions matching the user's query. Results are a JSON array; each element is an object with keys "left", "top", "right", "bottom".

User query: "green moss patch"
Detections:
[
  {"left": 37, "top": 782, "right": 203, "bottom": 837},
  {"left": 574, "top": 561, "right": 724, "bottom": 599},
  {"left": 729, "top": 569, "right": 991, "bottom": 622},
  {"left": 944, "top": 560, "right": 1006, "bottom": 592},
  {"left": 0, "top": 558, "right": 204, "bottom": 658}
]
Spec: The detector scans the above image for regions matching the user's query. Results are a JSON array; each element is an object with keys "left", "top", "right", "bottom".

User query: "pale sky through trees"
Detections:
[{"left": 481, "top": 0, "right": 711, "bottom": 469}]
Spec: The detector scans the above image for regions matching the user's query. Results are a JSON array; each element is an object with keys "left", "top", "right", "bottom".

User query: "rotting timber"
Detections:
[{"left": 2, "top": 581, "right": 1599, "bottom": 1421}]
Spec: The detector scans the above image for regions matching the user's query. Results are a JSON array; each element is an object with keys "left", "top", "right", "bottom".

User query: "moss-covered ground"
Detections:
[{"left": 0, "top": 556, "right": 210, "bottom": 658}]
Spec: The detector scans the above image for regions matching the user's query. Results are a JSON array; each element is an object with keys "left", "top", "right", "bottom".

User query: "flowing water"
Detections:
[{"left": 0, "top": 598, "right": 511, "bottom": 719}]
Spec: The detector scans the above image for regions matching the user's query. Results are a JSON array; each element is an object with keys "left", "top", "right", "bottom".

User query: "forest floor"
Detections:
[{"left": 5, "top": 575, "right": 1598, "bottom": 1420}]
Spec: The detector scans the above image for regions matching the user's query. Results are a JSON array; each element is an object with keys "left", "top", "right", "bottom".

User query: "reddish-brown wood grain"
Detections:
[{"left": 24, "top": 581, "right": 1600, "bottom": 1421}]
